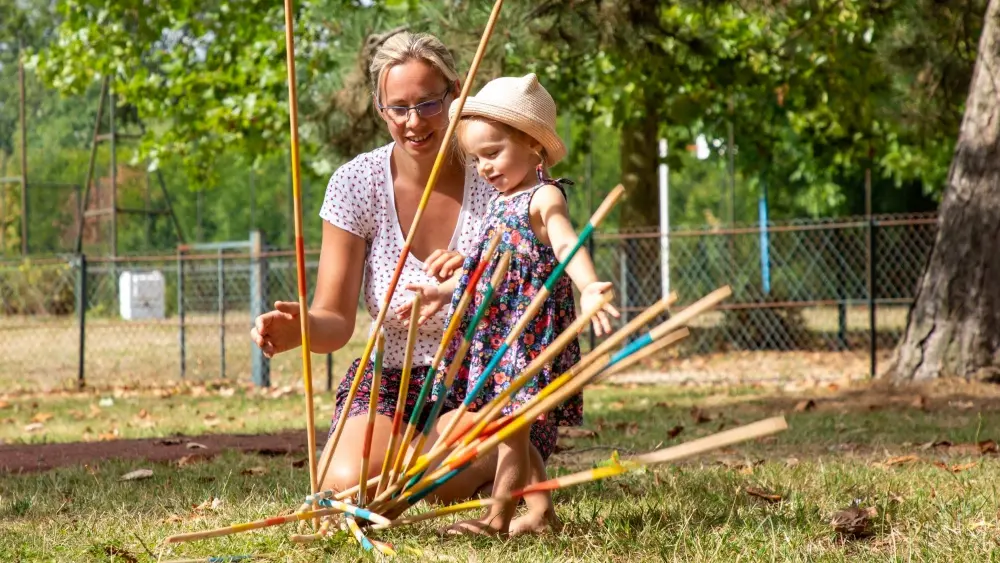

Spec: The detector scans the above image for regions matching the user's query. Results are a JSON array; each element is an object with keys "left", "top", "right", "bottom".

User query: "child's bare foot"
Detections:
[
  {"left": 438, "top": 514, "right": 508, "bottom": 538},
  {"left": 510, "top": 508, "right": 561, "bottom": 537}
]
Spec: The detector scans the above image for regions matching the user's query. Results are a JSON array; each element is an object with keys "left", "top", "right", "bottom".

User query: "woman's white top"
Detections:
[{"left": 319, "top": 142, "right": 494, "bottom": 368}]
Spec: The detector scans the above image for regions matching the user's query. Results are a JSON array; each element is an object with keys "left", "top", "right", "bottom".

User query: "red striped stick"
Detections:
[
  {"left": 357, "top": 330, "right": 385, "bottom": 506},
  {"left": 318, "top": 0, "right": 506, "bottom": 487},
  {"left": 281, "top": 0, "right": 319, "bottom": 503},
  {"left": 375, "top": 293, "right": 421, "bottom": 498}
]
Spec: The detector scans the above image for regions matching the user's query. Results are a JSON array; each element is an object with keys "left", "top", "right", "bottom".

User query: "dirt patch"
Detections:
[{"left": 0, "top": 429, "right": 325, "bottom": 474}]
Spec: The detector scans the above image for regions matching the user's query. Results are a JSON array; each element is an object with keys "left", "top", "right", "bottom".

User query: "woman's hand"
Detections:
[
  {"left": 395, "top": 283, "right": 452, "bottom": 326},
  {"left": 579, "top": 281, "right": 620, "bottom": 337},
  {"left": 250, "top": 301, "right": 306, "bottom": 358},
  {"left": 423, "top": 249, "right": 465, "bottom": 282}
]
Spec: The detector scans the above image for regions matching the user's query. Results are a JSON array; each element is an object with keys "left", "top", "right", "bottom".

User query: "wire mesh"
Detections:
[{"left": 0, "top": 215, "right": 939, "bottom": 391}]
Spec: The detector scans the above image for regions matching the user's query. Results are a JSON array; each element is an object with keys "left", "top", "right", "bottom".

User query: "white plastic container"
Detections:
[{"left": 119, "top": 270, "right": 166, "bottom": 320}]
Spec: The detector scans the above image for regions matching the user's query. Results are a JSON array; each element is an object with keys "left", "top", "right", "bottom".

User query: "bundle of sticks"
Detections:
[{"left": 159, "top": 0, "right": 788, "bottom": 557}]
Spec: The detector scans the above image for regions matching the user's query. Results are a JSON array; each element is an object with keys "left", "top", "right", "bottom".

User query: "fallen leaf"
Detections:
[
  {"left": 155, "top": 438, "right": 184, "bottom": 446},
  {"left": 99, "top": 397, "right": 114, "bottom": 407},
  {"left": 162, "top": 514, "right": 185, "bottom": 524},
  {"left": 949, "top": 400, "right": 975, "bottom": 410},
  {"left": 176, "top": 454, "right": 213, "bottom": 467},
  {"left": 102, "top": 546, "right": 138, "bottom": 563},
  {"left": 186, "top": 442, "right": 208, "bottom": 450},
  {"left": 241, "top": 466, "right": 268, "bottom": 476},
  {"left": 978, "top": 440, "right": 998, "bottom": 455},
  {"left": 831, "top": 506, "right": 877, "bottom": 538},
  {"left": 291, "top": 457, "right": 309, "bottom": 468},
  {"left": 120, "top": 469, "right": 154, "bottom": 481},
  {"left": 193, "top": 497, "right": 224, "bottom": 512},
  {"left": 793, "top": 399, "right": 816, "bottom": 412},
  {"left": 785, "top": 457, "right": 800, "bottom": 468},
  {"left": 98, "top": 429, "right": 119, "bottom": 441},
  {"left": 909, "top": 395, "right": 927, "bottom": 410},
  {"left": 558, "top": 427, "right": 597, "bottom": 439},
  {"left": 203, "top": 418, "right": 221, "bottom": 428},
  {"left": 23, "top": 422, "right": 44, "bottom": 432},
  {"left": 920, "top": 440, "right": 953, "bottom": 451},
  {"left": 745, "top": 487, "right": 782, "bottom": 503},
  {"left": 613, "top": 421, "right": 639, "bottom": 436},
  {"left": 218, "top": 387, "right": 236, "bottom": 398},
  {"left": 654, "top": 401, "right": 671, "bottom": 408},
  {"left": 137, "top": 409, "right": 149, "bottom": 419},
  {"left": 0, "top": 400, "right": 10, "bottom": 409},
  {"left": 881, "top": 455, "right": 919, "bottom": 467},
  {"left": 934, "top": 461, "right": 978, "bottom": 473},
  {"left": 667, "top": 425, "right": 684, "bottom": 438},
  {"left": 690, "top": 407, "right": 712, "bottom": 424},
  {"left": 609, "top": 401, "right": 626, "bottom": 411}
]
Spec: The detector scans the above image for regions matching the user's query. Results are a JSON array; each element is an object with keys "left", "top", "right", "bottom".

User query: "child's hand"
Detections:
[
  {"left": 580, "top": 281, "right": 620, "bottom": 337},
  {"left": 423, "top": 249, "right": 465, "bottom": 282},
  {"left": 395, "top": 283, "right": 451, "bottom": 326}
]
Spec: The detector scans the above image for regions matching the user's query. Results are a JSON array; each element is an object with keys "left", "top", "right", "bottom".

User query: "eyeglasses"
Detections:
[{"left": 377, "top": 89, "right": 451, "bottom": 124}]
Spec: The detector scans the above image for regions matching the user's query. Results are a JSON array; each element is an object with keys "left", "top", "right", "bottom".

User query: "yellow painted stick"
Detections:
[
  {"left": 376, "top": 293, "right": 421, "bottom": 498},
  {"left": 356, "top": 330, "right": 385, "bottom": 506},
  {"left": 280, "top": 0, "right": 319, "bottom": 506},
  {"left": 455, "top": 293, "right": 678, "bottom": 450}
]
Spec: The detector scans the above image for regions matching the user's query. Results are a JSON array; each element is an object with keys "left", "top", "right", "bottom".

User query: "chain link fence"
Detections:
[{"left": 0, "top": 215, "right": 939, "bottom": 392}]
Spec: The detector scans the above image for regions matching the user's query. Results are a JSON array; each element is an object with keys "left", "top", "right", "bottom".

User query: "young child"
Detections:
[{"left": 397, "top": 73, "right": 618, "bottom": 537}]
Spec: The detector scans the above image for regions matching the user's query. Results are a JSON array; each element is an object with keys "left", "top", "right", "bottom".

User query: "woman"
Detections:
[{"left": 250, "top": 32, "right": 501, "bottom": 506}]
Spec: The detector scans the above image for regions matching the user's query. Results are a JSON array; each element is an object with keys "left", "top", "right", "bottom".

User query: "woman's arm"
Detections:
[{"left": 308, "top": 221, "right": 367, "bottom": 353}]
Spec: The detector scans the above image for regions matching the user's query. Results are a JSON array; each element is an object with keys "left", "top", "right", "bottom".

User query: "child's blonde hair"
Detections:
[
  {"left": 369, "top": 32, "right": 459, "bottom": 105},
  {"left": 454, "top": 116, "right": 547, "bottom": 169}
]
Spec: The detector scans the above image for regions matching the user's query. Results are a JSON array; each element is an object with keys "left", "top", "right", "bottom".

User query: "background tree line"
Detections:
[{"left": 0, "top": 0, "right": 982, "bottom": 257}]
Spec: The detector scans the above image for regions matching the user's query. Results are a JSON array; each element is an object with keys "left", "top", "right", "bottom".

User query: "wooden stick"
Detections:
[
  {"left": 320, "top": 0, "right": 506, "bottom": 479},
  {"left": 391, "top": 287, "right": 731, "bottom": 510},
  {"left": 592, "top": 328, "right": 689, "bottom": 384},
  {"left": 454, "top": 292, "right": 678, "bottom": 450},
  {"left": 379, "top": 416, "right": 788, "bottom": 530},
  {"left": 165, "top": 506, "right": 349, "bottom": 544},
  {"left": 394, "top": 292, "right": 614, "bottom": 494},
  {"left": 399, "top": 251, "right": 512, "bottom": 481},
  {"left": 385, "top": 232, "right": 504, "bottom": 488},
  {"left": 356, "top": 330, "right": 385, "bottom": 506},
  {"left": 376, "top": 293, "right": 421, "bottom": 497},
  {"left": 280, "top": 0, "right": 319, "bottom": 506}
]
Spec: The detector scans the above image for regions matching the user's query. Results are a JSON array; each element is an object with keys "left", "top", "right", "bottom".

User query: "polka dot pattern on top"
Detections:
[{"left": 318, "top": 142, "right": 495, "bottom": 369}]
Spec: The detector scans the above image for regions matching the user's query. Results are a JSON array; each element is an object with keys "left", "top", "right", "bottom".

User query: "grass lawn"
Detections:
[{"left": 2, "top": 380, "right": 1000, "bottom": 561}]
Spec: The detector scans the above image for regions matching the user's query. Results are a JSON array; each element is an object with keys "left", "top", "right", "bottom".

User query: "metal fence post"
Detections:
[
  {"left": 250, "top": 230, "right": 270, "bottom": 387},
  {"left": 866, "top": 165, "right": 876, "bottom": 378},
  {"left": 177, "top": 248, "right": 186, "bottom": 379},
  {"left": 218, "top": 248, "right": 226, "bottom": 379},
  {"left": 76, "top": 253, "right": 87, "bottom": 390}
]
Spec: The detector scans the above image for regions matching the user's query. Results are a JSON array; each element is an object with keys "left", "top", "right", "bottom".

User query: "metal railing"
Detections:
[{"left": 0, "top": 214, "right": 939, "bottom": 391}]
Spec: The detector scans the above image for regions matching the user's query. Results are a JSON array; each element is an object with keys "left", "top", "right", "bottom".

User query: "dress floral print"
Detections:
[{"left": 432, "top": 183, "right": 584, "bottom": 460}]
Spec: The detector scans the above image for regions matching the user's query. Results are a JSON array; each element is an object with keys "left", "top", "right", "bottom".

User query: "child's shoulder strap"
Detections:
[{"left": 534, "top": 164, "right": 574, "bottom": 204}]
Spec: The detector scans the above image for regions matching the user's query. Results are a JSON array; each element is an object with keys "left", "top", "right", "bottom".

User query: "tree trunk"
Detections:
[
  {"left": 889, "top": 0, "right": 1000, "bottom": 382},
  {"left": 619, "top": 94, "right": 663, "bottom": 314}
]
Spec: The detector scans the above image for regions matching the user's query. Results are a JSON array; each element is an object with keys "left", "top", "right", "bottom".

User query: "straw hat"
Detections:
[{"left": 449, "top": 73, "right": 567, "bottom": 166}]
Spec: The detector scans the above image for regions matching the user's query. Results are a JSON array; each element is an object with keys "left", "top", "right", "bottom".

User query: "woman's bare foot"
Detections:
[
  {"left": 438, "top": 513, "right": 508, "bottom": 537},
  {"left": 510, "top": 507, "right": 561, "bottom": 537}
]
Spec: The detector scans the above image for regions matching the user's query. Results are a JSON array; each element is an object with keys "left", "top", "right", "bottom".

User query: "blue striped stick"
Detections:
[
  {"left": 390, "top": 286, "right": 732, "bottom": 510},
  {"left": 393, "top": 252, "right": 512, "bottom": 492}
]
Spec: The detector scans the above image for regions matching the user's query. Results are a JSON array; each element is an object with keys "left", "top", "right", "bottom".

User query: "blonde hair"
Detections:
[{"left": 369, "top": 32, "right": 459, "bottom": 105}]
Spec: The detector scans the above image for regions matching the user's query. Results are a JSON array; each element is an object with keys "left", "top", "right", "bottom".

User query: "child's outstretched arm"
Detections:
[{"left": 530, "top": 185, "right": 620, "bottom": 336}]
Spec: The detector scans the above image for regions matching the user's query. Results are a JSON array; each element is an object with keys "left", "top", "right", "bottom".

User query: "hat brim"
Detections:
[{"left": 449, "top": 99, "right": 567, "bottom": 167}]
